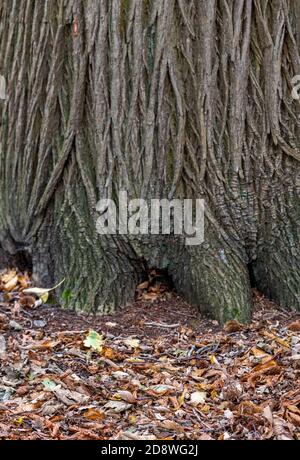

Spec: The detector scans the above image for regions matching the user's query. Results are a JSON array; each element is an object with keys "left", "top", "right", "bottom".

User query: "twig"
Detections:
[{"left": 144, "top": 321, "right": 180, "bottom": 328}]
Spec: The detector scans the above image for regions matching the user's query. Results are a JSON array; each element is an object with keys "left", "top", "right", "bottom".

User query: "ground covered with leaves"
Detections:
[{"left": 0, "top": 269, "right": 299, "bottom": 440}]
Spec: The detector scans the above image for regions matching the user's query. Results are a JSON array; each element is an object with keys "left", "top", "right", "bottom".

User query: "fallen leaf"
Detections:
[
  {"left": 176, "top": 387, "right": 187, "bottom": 409},
  {"left": 262, "top": 331, "right": 290, "bottom": 348},
  {"left": 40, "top": 292, "right": 49, "bottom": 303},
  {"left": 101, "top": 346, "right": 117, "bottom": 360},
  {"left": 17, "top": 274, "right": 30, "bottom": 289},
  {"left": 137, "top": 281, "right": 149, "bottom": 290},
  {"left": 112, "top": 371, "right": 129, "bottom": 380},
  {"left": 209, "top": 354, "right": 219, "bottom": 365},
  {"left": 4, "top": 275, "right": 18, "bottom": 292},
  {"left": 43, "top": 379, "right": 58, "bottom": 391},
  {"left": 83, "top": 330, "right": 104, "bottom": 353},
  {"left": 83, "top": 408, "right": 105, "bottom": 420},
  {"left": 251, "top": 347, "right": 270, "bottom": 358},
  {"left": 288, "top": 321, "right": 300, "bottom": 332},
  {"left": 19, "top": 295, "right": 36, "bottom": 308},
  {"left": 287, "top": 412, "right": 300, "bottom": 427},
  {"left": 198, "top": 433, "right": 214, "bottom": 440},
  {"left": 190, "top": 391, "right": 206, "bottom": 406},
  {"left": 53, "top": 387, "right": 89, "bottom": 406},
  {"left": 1, "top": 270, "right": 17, "bottom": 284},
  {"left": 102, "top": 400, "right": 132, "bottom": 413},
  {"left": 262, "top": 405, "right": 273, "bottom": 425},
  {"left": 273, "top": 415, "right": 294, "bottom": 440},
  {"left": 148, "top": 384, "right": 175, "bottom": 396},
  {"left": 252, "top": 359, "right": 278, "bottom": 373},
  {"left": 114, "top": 390, "right": 137, "bottom": 404},
  {"left": 224, "top": 320, "right": 244, "bottom": 333},
  {"left": 23, "top": 278, "right": 65, "bottom": 297},
  {"left": 160, "top": 419, "right": 185, "bottom": 433},
  {"left": 124, "top": 337, "right": 140, "bottom": 348}
]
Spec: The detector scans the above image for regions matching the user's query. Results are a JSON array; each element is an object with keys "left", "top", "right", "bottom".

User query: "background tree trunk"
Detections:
[{"left": 0, "top": 0, "right": 299, "bottom": 323}]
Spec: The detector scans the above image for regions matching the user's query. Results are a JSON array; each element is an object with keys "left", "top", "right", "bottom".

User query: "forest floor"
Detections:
[{"left": 0, "top": 269, "right": 299, "bottom": 440}]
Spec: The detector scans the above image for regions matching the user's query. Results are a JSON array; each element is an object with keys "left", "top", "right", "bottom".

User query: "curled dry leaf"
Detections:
[
  {"left": 4, "top": 276, "right": 18, "bottom": 292},
  {"left": 273, "top": 415, "right": 294, "bottom": 440},
  {"left": 83, "top": 408, "right": 105, "bottom": 421},
  {"left": 148, "top": 384, "right": 175, "bottom": 396},
  {"left": 115, "top": 390, "right": 137, "bottom": 404},
  {"left": 251, "top": 347, "right": 270, "bottom": 358},
  {"left": 22, "top": 278, "right": 65, "bottom": 298},
  {"left": 53, "top": 387, "right": 89, "bottom": 406},
  {"left": 19, "top": 295, "right": 36, "bottom": 308},
  {"left": 17, "top": 274, "right": 30, "bottom": 289},
  {"left": 1, "top": 270, "right": 17, "bottom": 284},
  {"left": 224, "top": 320, "right": 244, "bottom": 333},
  {"left": 112, "top": 371, "right": 130, "bottom": 380},
  {"left": 286, "top": 412, "right": 300, "bottom": 427},
  {"left": 238, "top": 401, "right": 262, "bottom": 415},
  {"left": 137, "top": 281, "right": 149, "bottom": 290},
  {"left": 288, "top": 321, "right": 300, "bottom": 332},
  {"left": 102, "top": 400, "right": 133, "bottom": 414},
  {"left": 160, "top": 419, "right": 185, "bottom": 433},
  {"left": 222, "top": 382, "right": 243, "bottom": 401}
]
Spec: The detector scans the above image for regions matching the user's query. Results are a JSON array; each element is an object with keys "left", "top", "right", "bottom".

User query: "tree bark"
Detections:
[{"left": 0, "top": 0, "right": 299, "bottom": 322}]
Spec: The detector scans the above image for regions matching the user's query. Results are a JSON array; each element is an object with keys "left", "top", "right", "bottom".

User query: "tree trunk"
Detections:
[{"left": 0, "top": 0, "right": 299, "bottom": 323}]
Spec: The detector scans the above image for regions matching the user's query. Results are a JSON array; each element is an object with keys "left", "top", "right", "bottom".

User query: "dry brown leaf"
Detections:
[
  {"left": 142, "top": 293, "right": 158, "bottom": 301},
  {"left": 53, "top": 387, "right": 89, "bottom": 406},
  {"left": 224, "top": 320, "right": 244, "bottom": 333},
  {"left": 102, "top": 400, "right": 133, "bottom": 413},
  {"left": 1, "top": 270, "right": 17, "bottom": 284},
  {"left": 83, "top": 408, "right": 105, "bottom": 420},
  {"left": 287, "top": 321, "right": 300, "bottom": 332},
  {"left": 286, "top": 411, "right": 300, "bottom": 427},
  {"left": 147, "top": 384, "right": 175, "bottom": 396},
  {"left": 137, "top": 281, "right": 149, "bottom": 290},
  {"left": 4, "top": 275, "right": 18, "bottom": 292},
  {"left": 198, "top": 433, "right": 214, "bottom": 440},
  {"left": 29, "top": 339, "right": 60, "bottom": 350},
  {"left": 273, "top": 415, "right": 294, "bottom": 440},
  {"left": 101, "top": 346, "right": 118, "bottom": 360},
  {"left": 19, "top": 295, "right": 36, "bottom": 308},
  {"left": 262, "top": 331, "right": 290, "bottom": 348},
  {"left": 17, "top": 274, "right": 30, "bottom": 289},
  {"left": 252, "top": 359, "right": 278, "bottom": 371},
  {"left": 160, "top": 419, "right": 185, "bottom": 433},
  {"left": 238, "top": 401, "right": 262, "bottom": 415},
  {"left": 286, "top": 405, "right": 300, "bottom": 415},
  {"left": 222, "top": 382, "right": 243, "bottom": 401},
  {"left": 251, "top": 347, "right": 270, "bottom": 358},
  {"left": 115, "top": 390, "right": 137, "bottom": 404}
]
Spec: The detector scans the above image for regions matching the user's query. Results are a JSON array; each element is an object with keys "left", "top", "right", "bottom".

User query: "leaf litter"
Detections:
[{"left": 0, "top": 269, "right": 299, "bottom": 440}]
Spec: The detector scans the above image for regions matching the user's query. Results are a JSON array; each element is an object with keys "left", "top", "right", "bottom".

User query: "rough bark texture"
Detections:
[{"left": 0, "top": 0, "right": 299, "bottom": 323}]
